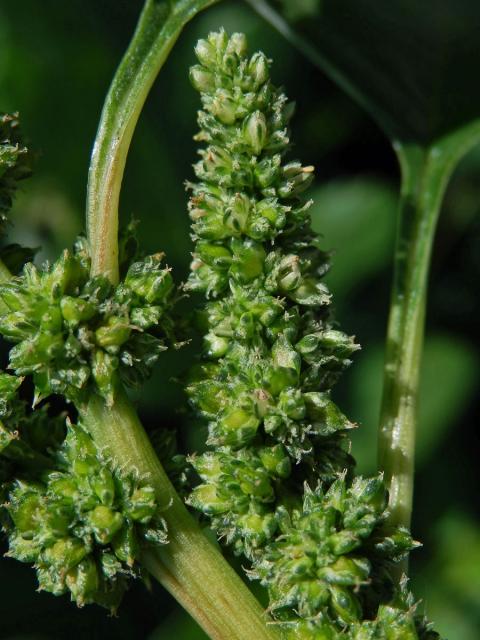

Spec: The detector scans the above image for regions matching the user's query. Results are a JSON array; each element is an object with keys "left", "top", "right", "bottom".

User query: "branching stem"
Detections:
[{"left": 379, "top": 123, "right": 480, "bottom": 570}]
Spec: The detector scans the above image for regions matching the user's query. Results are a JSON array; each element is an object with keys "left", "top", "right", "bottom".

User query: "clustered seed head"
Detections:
[
  {"left": 186, "top": 30, "right": 438, "bottom": 638},
  {"left": 0, "top": 372, "right": 167, "bottom": 610},
  {"left": 0, "top": 239, "right": 175, "bottom": 404},
  {"left": 0, "top": 113, "right": 32, "bottom": 231},
  {"left": 3, "top": 419, "right": 166, "bottom": 610}
]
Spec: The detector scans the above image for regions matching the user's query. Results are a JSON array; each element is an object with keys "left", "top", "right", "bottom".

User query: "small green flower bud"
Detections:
[
  {"left": 289, "top": 278, "right": 330, "bottom": 306},
  {"left": 230, "top": 238, "right": 265, "bottom": 282},
  {"left": 90, "top": 467, "right": 115, "bottom": 506},
  {"left": 258, "top": 445, "right": 291, "bottom": 478},
  {"left": 130, "top": 305, "right": 161, "bottom": 329},
  {"left": 60, "top": 296, "right": 96, "bottom": 325},
  {"left": 236, "top": 511, "right": 276, "bottom": 547},
  {"left": 124, "top": 255, "right": 173, "bottom": 304},
  {"left": 248, "top": 52, "right": 269, "bottom": 88},
  {"left": 318, "top": 555, "right": 370, "bottom": 586},
  {"left": 244, "top": 111, "right": 267, "bottom": 155},
  {"left": 91, "top": 350, "right": 117, "bottom": 399},
  {"left": 216, "top": 406, "right": 260, "bottom": 447},
  {"left": 125, "top": 486, "right": 157, "bottom": 523},
  {"left": 7, "top": 535, "right": 40, "bottom": 563},
  {"left": 10, "top": 332, "right": 64, "bottom": 372},
  {"left": 328, "top": 530, "right": 359, "bottom": 555},
  {"left": 47, "top": 250, "right": 86, "bottom": 299},
  {"left": 95, "top": 316, "right": 131, "bottom": 350},
  {"left": 87, "top": 505, "right": 124, "bottom": 544},
  {"left": 190, "top": 65, "right": 215, "bottom": 92},
  {"left": 111, "top": 524, "right": 139, "bottom": 566},
  {"left": 0, "top": 311, "right": 34, "bottom": 340},
  {"left": 65, "top": 557, "right": 99, "bottom": 606},
  {"left": 194, "top": 38, "right": 216, "bottom": 67},
  {"left": 188, "top": 484, "right": 230, "bottom": 515},
  {"left": 253, "top": 156, "right": 281, "bottom": 188},
  {"left": 278, "top": 388, "right": 306, "bottom": 420},
  {"left": 303, "top": 392, "right": 354, "bottom": 435},
  {"left": 204, "top": 332, "right": 229, "bottom": 358},
  {"left": 9, "top": 488, "right": 42, "bottom": 534},
  {"left": 197, "top": 242, "right": 232, "bottom": 267},
  {"left": 0, "top": 372, "right": 22, "bottom": 418},
  {"left": 100, "top": 551, "right": 123, "bottom": 579},
  {"left": 272, "top": 336, "right": 300, "bottom": 379},
  {"left": 40, "top": 307, "right": 63, "bottom": 333},
  {"left": 329, "top": 585, "right": 362, "bottom": 625},
  {"left": 37, "top": 565, "right": 67, "bottom": 596},
  {"left": 191, "top": 452, "right": 223, "bottom": 481},
  {"left": 226, "top": 32, "right": 247, "bottom": 57},
  {"left": 224, "top": 193, "right": 250, "bottom": 233},
  {"left": 43, "top": 537, "right": 88, "bottom": 571},
  {"left": 210, "top": 90, "right": 237, "bottom": 125},
  {"left": 49, "top": 476, "right": 79, "bottom": 502}
]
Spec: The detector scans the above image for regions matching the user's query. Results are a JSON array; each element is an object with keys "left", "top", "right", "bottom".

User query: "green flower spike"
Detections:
[
  {"left": 185, "top": 30, "right": 438, "bottom": 638},
  {"left": 0, "top": 241, "right": 175, "bottom": 404}
]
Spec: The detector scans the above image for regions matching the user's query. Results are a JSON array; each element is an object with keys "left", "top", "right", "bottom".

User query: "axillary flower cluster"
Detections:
[
  {"left": 0, "top": 114, "right": 174, "bottom": 609},
  {"left": 185, "top": 30, "right": 438, "bottom": 638}
]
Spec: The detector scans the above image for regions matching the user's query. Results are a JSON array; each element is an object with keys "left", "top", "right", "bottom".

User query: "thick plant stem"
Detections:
[
  {"left": 378, "top": 143, "right": 441, "bottom": 536},
  {"left": 378, "top": 124, "right": 480, "bottom": 558},
  {"left": 87, "top": 0, "right": 218, "bottom": 284},
  {"left": 80, "top": 389, "right": 279, "bottom": 640}
]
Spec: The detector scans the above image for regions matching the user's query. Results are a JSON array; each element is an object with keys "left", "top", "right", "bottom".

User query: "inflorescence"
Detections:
[
  {"left": 0, "top": 113, "right": 173, "bottom": 611},
  {"left": 185, "top": 30, "right": 437, "bottom": 638}
]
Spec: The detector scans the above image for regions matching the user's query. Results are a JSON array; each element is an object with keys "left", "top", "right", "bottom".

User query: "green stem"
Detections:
[
  {"left": 87, "top": 0, "right": 219, "bottom": 284},
  {"left": 378, "top": 122, "right": 480, "bottom": 551},
  {"left": 80, "top": 389, "right": 279, "bottom": 640}
]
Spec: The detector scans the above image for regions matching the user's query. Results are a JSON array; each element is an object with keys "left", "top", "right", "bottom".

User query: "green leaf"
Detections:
[
  {"left": 248, "top": 0, "right": 480, "bottom": 143},
  {"left": 349, "top": 334, "right": 479, "bottom": 474},
  {"left": 309, "top": 177, "right": 397, "bottom": 295}
]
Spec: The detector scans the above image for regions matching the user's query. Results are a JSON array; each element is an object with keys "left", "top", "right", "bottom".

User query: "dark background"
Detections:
[{"left": 0, "top": 1, "right": 479, "bottom": 638}]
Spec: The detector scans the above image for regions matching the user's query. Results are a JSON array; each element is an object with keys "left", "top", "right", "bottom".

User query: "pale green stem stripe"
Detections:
[
  {"left": 87, "top": 0, "right": 219, "bottom": 284},
  {"left": 379, "top": 123, "right": 480, "bottom": 575},
  {"left": 80, "top": 389, "right": 280, "bottom": 640}
]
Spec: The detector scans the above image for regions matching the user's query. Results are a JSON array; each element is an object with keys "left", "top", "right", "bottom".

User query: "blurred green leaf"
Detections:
[
  {"left": 349, "top": 334, "right": 479, "bottom": 474},
  {"left": 414, "top": 512, "right": 480, "bottom": 640},
  {"left": 310, "top": 177, "right": 397, "bottom": 295},
  {"left": 250, "top": 0, "right": 480, "bottom": 143}
]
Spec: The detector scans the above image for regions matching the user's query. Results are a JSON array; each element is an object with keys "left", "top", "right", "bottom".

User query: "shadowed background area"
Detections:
[{"left": 0, "top": 1, "right": 479, "bottom": 638}]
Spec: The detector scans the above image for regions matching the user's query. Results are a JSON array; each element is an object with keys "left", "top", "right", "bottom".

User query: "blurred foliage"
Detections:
[{"left": 0, "top": 1, "right": 478, "bottom": 639}]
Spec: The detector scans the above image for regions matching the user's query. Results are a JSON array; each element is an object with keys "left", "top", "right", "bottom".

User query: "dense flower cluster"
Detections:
[
  {"left": 0, "top": 388, "right": 165, "bottom": 610},
  {"left": 0, "top": 112, "right": 32, "bottom": 231},
  {"left": 186, "top": 30, "right": 436, "bottom": 638},
  {"left": 0, "top": 241, "right": 174, "bottom": 404},
  {"left": 0, "top": 116, "right": 173, "bottom": 612}
]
